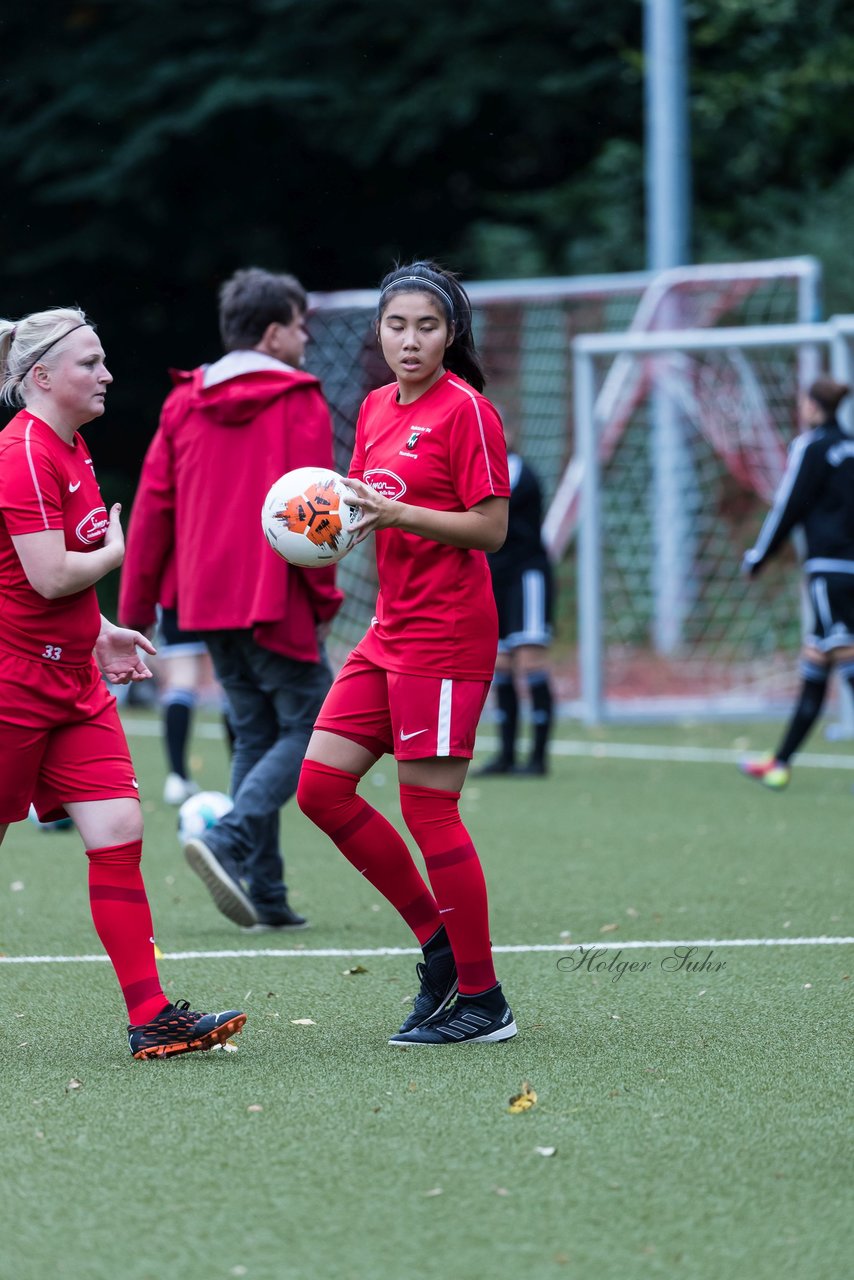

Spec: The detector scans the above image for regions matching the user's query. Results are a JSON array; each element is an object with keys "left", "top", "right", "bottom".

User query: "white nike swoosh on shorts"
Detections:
[{"left": 400, "top": 728, "right": 428, "bottom": 741}]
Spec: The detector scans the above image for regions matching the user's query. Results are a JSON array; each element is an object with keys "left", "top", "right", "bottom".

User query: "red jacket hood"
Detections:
[{"left": 168, "top": 364, "right": 323, "bottom": 428}]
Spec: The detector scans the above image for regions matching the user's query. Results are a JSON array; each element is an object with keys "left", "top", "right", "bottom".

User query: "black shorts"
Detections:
[
  {"left": 156, "top": 606, "right": 206, "bottom": 657},
  {"left": 805, "top": 574, "right": 854, "bottom": 652},
  {"left": 493, "top": 564, "right": 553, "bottom": 651}
]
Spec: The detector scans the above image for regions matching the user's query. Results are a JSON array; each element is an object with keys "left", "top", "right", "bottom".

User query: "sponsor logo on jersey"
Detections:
[
  {"left": 75, "top": 506, "right": 108, "bottom": 544},
  {"left": 363, "top": 469, "right": 406, "bottom": 501},
  {"left": 68, "top": 480, "right": 81, "bottom": 492}
]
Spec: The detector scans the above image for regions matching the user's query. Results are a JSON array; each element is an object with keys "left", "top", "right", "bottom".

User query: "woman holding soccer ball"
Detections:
[
  {"left": 0, "top": 308, "right": 245, "bottom": 1059},
  {"left": 297, "top": 261, "right": 517, "bottom": 1045}
]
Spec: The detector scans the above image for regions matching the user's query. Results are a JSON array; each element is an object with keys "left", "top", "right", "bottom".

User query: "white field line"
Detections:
[
  {"left": 476, "top": 737, "right": 854, "bottom": 770},
  {"left": 1, "top": 937, "right": 851, "bottom": 965},
  {"left": 120, "top": 717, "right": 854, "bottom": 771}
]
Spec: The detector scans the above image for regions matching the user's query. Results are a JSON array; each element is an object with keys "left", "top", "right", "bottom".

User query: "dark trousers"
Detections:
[{"left": 203, "top": 630, "right": 331, "bottom": 909}]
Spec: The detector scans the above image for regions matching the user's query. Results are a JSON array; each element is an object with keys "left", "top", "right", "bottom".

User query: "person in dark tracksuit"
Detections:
[
  {"left": 477, "top": 448, "right": 555, "bottom": 777},
  {"left": 740, "top": 376, "right": 854, "bottom": 789}
]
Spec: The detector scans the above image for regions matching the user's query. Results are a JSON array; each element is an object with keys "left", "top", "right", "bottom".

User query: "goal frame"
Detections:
[{"left": 574, "top": 316, "right": 854, "bottom": 725}]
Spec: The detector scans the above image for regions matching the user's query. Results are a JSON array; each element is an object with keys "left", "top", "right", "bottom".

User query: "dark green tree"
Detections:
[{"left": 2, "top": 0, "right": 853, "bottom": 474}]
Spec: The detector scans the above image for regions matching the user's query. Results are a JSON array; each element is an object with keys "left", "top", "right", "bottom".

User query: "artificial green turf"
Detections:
[{"left": 1, "top": 713, "right": 851, "bottom": 1280}]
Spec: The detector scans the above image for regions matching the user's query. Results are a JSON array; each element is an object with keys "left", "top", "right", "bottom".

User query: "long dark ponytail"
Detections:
[{"left": 377, "top": 260, "right": 485, "bottom": 392}]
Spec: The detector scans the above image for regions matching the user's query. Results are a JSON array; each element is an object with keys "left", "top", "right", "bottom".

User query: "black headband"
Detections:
[{"left": 24, "top": 322, "right": 88, "bottom": 376}]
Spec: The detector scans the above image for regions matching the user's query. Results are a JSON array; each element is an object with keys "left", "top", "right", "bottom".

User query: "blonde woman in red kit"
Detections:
[
  {"left": 297, "top": 261, "right": 518, "bottom": 1046},
  {"left": 0, "top": 307, "right": 245, "bottom": 1059}
]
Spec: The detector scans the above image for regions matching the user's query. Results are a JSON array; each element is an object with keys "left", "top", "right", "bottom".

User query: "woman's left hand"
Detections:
[
  {"left": 95, "top": 620, "right": 157, "bottom": 684},
  {"left": 345, "top": 477, "right": 401, "bottom": 544},
  {"left": 343, "top": 481, "right": 508, "bottom": 553}
]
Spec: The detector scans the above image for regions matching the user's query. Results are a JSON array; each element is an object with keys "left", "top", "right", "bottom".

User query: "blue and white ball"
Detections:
[
  {"left": 28, "top": 804, "right": 73, "bottom": 833},
  {"left": 177, "top": 790, "right": 233, "bottom": 844}
]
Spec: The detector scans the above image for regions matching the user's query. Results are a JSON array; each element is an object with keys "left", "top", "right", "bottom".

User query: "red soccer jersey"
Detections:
[
  {"left": 0, "top": 411, "right": 105, "bottom": 665},
  {"left": 350, "top": 371, "right": 510, "bottom": 680}
]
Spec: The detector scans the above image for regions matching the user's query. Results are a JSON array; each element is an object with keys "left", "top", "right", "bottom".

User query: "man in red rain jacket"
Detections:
[{"left": 120, "top": 267, "right": 343, "bottom": 931}]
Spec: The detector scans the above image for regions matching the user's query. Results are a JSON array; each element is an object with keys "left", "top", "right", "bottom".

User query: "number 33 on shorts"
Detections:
[{"left": 42, "top": 644, "right": 63, "bottom": 661}]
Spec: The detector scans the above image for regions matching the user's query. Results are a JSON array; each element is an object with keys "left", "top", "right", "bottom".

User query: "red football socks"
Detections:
[
  {"left": 399, "top": 784, "right": 497, "bottom": 993},
  {"left": 297, "top": 760, "right": 442, "bottom": 943},
  {"left": 86, "top": 840, "right": 166, "bottom": 1025}
]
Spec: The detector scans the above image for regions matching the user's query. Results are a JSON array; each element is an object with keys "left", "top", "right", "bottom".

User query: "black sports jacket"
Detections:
[
  {"left": 744, "top": 419, "right": 854, "bottom": 577},
  {"left": 487, "top": 452, "right": 550, "bottom": 578}
]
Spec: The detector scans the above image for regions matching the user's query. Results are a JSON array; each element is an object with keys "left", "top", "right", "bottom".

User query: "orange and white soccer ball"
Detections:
[{"left": 261, "top": 467, "right": 361, "bottom": 567}]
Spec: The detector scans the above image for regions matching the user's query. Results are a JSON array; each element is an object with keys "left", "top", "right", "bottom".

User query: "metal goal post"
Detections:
[{"left": 574, "top": 316, "right": 854, "bottom": 724}]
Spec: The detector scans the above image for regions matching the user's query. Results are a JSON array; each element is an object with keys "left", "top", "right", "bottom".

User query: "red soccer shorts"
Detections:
[
  {"left": 315, "top": 645, "right": 490, "bottom": 760},
  {"left": 0, "top": 650, "right": 139, "bottom": 824}
]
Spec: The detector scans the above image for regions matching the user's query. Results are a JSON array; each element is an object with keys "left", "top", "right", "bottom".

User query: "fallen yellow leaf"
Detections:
[{"left": 508, "top": 1081, "right": 538, "bottom": 1113}]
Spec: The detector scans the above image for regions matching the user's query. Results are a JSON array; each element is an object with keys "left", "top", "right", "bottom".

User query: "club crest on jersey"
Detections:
[
  {"left": 75, "top": 506, "right": 108, "bottom": 545},
  {"left": 403, "top": 426, "right": 430, "bottom": 454},
  {"left": 363, "top": 468, "right": 406, "bottom": 501}
]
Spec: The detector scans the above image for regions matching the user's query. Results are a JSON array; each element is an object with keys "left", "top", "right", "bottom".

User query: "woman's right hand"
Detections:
[{"left": 103, "top": 503, "right": 126, "bottom": 567}]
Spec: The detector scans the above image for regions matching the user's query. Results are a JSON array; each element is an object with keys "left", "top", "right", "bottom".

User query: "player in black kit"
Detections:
[
  {"left": 477, "top": 447, "right": 555, "bottom": 776},
  {"left": 740, "top": 376, "right": 854, "bottom": 789}
]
